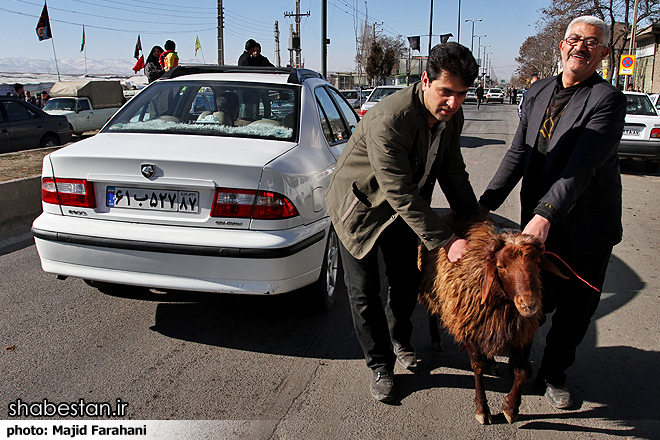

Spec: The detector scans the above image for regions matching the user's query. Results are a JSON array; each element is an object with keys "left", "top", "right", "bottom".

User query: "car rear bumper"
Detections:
[
  {"left": 618, "top": 140, "right": 660, "bottom": 160},
  {"left": 32, "top": 213, "right": 328, "bottom": 294}
]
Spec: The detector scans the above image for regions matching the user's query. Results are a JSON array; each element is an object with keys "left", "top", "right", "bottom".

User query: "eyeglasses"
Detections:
[{"left": 564, "top": 36, "right": 603, "bottom": 49}]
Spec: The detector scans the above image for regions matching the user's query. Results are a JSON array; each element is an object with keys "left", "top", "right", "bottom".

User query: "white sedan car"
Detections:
[
  {"left": 359, "top": 85, "right": 407, "bottom": 117},
  {"left": 620, "top": 91, "right": 660, "bottom": 173},
  {"left": 32, "top": 66, "right": 360, "bottom": 309},
  {"left": 485, "top": 88, "right": 504, "bottom": 104}
]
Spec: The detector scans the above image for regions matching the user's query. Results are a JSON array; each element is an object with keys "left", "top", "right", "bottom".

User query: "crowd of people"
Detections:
[{"left": 6, "top": 83, "right": 50, "bottom": 108}]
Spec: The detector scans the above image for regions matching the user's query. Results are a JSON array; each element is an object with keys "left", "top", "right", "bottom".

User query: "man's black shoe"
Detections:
[
  {"left": 370, "top": 370, "right": 395, "bottom": 402},
  {"left": 393, "top": 343, "right": 418, "bottom": 370}
]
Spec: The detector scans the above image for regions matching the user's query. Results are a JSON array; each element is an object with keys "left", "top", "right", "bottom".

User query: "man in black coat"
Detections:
[
  {"left": 238, "top": 39, "right": 274, "bottom": 67},
  {"left": 479, "top": 16, "right": 626, "bottom": 410}
]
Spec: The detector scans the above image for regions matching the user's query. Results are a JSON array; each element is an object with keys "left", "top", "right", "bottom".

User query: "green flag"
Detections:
[{"left": 80, "top": 26, "right": 85, "bottom": 52}]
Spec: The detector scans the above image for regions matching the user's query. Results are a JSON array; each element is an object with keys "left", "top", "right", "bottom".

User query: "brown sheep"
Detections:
[{"left": 418, "top": 221, "right": 566, "bottom": 424}]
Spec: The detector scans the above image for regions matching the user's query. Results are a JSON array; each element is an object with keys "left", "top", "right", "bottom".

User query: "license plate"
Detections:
[
  {"left": 623, "top": 127, "right": 642, "bottom": 136},
  {"left": 106, "top": 186, "right": 199, "bottom": 213}
]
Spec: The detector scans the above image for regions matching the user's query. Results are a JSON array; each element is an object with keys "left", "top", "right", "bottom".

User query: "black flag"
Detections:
[
  {"left": 35, "top": 2, "right": 52, "bottom": 41},
  {"left": 134, "top": 35, "right": 142, "bottom": 59},
  {"left": 440, "top": 33, "right": 453, "bottom": 44},
  {"left": 407, "top": 36, "right": 420, "bottom": 51}
]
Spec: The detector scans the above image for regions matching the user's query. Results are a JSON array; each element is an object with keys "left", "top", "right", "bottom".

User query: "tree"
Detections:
[
  {"left": 356, "top": 22, "right": 406, "bottom": 85},
  {"left": 516, "top": 19, "right": 566, "bottom": 81}
]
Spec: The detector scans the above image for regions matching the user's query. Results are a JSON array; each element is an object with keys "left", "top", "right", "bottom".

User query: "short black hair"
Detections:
[
  {"left": 164, "top": 40, "right": 176, "bottom": 51},
  {"left": 245, "top": 39, "right": 259, "bottom": 51},
  {"left": 14, "top": 83, "right": 23, "bottom": 92},
  {"left": 426, "top": 42, "right": 479, "bottom": 87}
]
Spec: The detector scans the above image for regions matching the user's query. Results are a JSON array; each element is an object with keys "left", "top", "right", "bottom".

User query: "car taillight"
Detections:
[
  {"left": 254, "top": 191, "right": 299, "bottom": 219},
  {"left": 651, "top": 128, "right": 660, "bottom": 138},
  {"left": 359, "top": 109, "right": 368, "bottom": 117},
  {"left": 211, "top": 188, "right": 299, "bottom": 219},
  {"left": 42, "top": 177, "right": 96, "bottom": 208}
]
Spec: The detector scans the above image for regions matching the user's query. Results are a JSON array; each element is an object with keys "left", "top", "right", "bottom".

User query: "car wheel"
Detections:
[
  {"left": 40, "top": 135, "right": 59, "bottom": 148},
  {"left": 646, "top": 161, "right": 660, "bottom": 173},
  {"left": 310, "top": 226, "right": 341, "bottom": 311}
]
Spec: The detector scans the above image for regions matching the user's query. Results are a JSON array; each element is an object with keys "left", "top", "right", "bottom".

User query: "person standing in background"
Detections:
[
  {"left": 145, "top": 46, "right": 165, "bottom": 83},
  {"left": 159, "top": 40, "right": 179, "bottom": 72}
]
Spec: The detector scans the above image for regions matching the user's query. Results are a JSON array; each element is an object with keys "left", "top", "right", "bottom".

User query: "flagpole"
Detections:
[{"left": 50, "top": 38, "right": 61, "bottom": 81}]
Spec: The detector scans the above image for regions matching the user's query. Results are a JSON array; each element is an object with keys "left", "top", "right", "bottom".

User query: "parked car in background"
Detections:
[
  {"left": 619, "top": 91, "right": 660, "bottom": 172},
  {"left": 32, "top": 66, "right": 360, "bottom": 310},
  {"left": 0, "top": 96, "right": 72, "bottom": 154},
  {"left": 465, "top": 87, "right": 477, "bottom": 103},
  {"left": 340, "top": 89, "right": 367, "bottom": 109},
  {"left": 359, "top": 85, "right": 407, "bottom": 117},
  {"left": 485, "top": 88, "right": 504, "bottom": 104}
]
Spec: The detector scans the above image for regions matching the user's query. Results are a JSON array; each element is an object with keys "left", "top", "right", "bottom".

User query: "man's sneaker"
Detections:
[
  {"left": 370, "top": 370, "right": 395, "bottom": 402},
  {"left": 542, "top": 381, "right": 574, "bottom": 409},
  {"left": 393, "top": 343, "right": 418, "bottom": 370}
]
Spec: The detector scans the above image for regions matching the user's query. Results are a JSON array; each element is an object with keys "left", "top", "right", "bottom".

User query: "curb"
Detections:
[{"left": 0, "top": 176, "right": 41, "bottom": 240}]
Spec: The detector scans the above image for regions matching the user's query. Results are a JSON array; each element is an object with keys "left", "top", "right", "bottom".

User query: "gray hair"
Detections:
[{"left": 565, "top": 16, "right": 610, "bottom": 44}]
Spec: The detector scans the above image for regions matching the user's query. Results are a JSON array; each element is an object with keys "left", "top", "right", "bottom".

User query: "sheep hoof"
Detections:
[
  {"left": 503, "top": 408, "right": 519, "bottom": 424},
  {"left": 431, "top": 340, "right": 444, "bottom": 352},
  {"left": 475, "top": 412, "right": 492, "bottom": 425}
]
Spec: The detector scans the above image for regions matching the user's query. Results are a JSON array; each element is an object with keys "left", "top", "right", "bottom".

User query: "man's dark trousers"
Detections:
[
  {"left": 538, "top": 248, "right": 612, "bottom": 386},
  {"left": 338, "top": 217, "right": 420, "bottom": 373}
]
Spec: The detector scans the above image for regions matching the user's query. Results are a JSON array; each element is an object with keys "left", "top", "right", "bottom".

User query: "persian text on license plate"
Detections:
[
  {"left": 106, "top": 186, "right": 199, "bottom": 213},
  {"left": 623, "top": 127, "right": 642, "bottom": 136}
]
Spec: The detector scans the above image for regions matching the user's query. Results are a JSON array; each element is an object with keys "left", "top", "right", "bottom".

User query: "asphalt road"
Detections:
[{"left": 1, "top": 102, "right": 658, "bottom": 439}]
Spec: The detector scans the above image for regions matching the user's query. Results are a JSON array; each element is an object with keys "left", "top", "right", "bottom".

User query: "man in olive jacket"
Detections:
[{"left": 325, "top": 43, "right": 480, "bottom": 402}]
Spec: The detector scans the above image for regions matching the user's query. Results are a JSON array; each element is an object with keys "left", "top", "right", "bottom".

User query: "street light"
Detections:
[
  {"left": 474, "top": 36, "right": 486, "bottom": 69},
  {"left": 465, "top": 18, "right": 482, "bottom": 53}
]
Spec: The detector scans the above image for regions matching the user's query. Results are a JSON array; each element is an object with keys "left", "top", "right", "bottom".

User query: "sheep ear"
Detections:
[
  {"left": 481, "top": 262, "right": 496, "bottom": 304},
  {"left": 540, "top": 255, "right": 569, "bottom": 279}
]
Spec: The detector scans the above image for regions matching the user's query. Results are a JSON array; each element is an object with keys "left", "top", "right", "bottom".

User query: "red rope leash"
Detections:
[{"left": 543, "top": 251, "right": 601, "bottom": 293}]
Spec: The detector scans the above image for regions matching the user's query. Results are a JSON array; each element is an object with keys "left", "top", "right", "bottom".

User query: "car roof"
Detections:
[{"left": 160, "top": 65, "right": 325, "bottom": 86}]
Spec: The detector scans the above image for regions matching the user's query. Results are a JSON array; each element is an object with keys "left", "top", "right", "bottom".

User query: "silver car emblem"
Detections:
[{"left": 141, "top": 164, "right": 155, "bottom": 179}]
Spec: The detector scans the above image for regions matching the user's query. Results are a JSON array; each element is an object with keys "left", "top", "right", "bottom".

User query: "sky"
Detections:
[{"left": 1, "top": 0, "right": 551, "bottom": 81}]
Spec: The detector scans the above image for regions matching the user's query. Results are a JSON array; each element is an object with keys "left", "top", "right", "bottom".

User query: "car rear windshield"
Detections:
[
  {"left": 43, "top": 98, "right": 76, "bottom": 111},
  {"left": 369, "top": 88, "right": 401, "bottom": 102},
  {"left": 104, "top": 80, "right": 299, "bottom": 141},
  {"left": 625, "top": 94, "right": 658, "bottom": 116}
]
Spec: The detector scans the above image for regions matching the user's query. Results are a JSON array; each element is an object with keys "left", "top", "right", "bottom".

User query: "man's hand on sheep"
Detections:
[
  {"left": 522, "top": 214, "right": 550, "bottom": 244},
  {"left": 443, "top": 234, "right": 469, "bottom": 263}
]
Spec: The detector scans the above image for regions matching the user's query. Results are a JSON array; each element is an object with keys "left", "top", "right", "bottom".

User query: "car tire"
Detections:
[
  {"left": 310, "top": 226, "right": 342, "bottom": 311},
  {"left": 40, "top": 135, "right": 59, "bottom": 148},
  {"left": 646, "top": 161, "right": 659, "bottom": 173}
]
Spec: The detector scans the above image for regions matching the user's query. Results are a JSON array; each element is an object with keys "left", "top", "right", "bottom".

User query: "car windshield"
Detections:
[
  {"left": 489, "top": 89, "right": 502, "bottom": 93},
  {"left": 342, "top": 91, "right": 358, "bottom": 100},
  {"left": 43, "top": 98, "right": 76, "bottom": 111},
  {"left": 104, "top": 80, "right": 299, "bottom": 141},
  {"left": 625, "top": 94, "right": 657, "bottom": 116},
  {"left": 369, "top": 88, "right": 399, "bottom": 102}
]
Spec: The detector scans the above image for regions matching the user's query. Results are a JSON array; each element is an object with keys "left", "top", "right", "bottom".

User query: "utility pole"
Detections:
[
  {"left": 428, "top": 0, "right": 434, "bottom": 56},
  {"left": 288, "top": 24, "right": 295, "bottom": 67},
  {"left": 321, "top": 0, "right": 328, "bottom": 77},
  {"left": 284, "top": 0, "right": 310, "bottom": 68},
  {"left": 275, "top": 21, "right": 281, "bottom": 67},
  {"left": 217, "top": 0, "right": 224, "bottom": 65}
]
